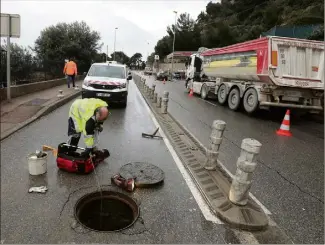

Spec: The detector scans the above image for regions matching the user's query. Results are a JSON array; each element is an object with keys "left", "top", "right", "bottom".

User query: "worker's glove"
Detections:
[
  {"left": 81, "top": 148, "right": 94, "bottom": 158},
  {"left": 97, "top": 124, "right": 103, "bottom": 133}
]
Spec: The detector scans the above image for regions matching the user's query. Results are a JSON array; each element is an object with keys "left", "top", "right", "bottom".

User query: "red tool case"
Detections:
[{"left": 56, "top": 143, "right": 108, "bottom": 174}]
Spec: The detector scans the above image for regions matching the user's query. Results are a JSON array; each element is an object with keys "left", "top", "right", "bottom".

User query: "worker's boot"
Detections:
[{"left": 93, "top": 149, "right": 110, "bottom": 164}]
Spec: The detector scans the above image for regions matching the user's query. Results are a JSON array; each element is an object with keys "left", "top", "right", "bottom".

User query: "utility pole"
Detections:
[
  {"left": 106, "top": 45, "right": 108, "bottom": 62},
  {"left": 113, "top": 27, "right": 118, "bottom": 61},
  {"left": 6, "top": 28, "right": 11, "bottom": 100},
  {"left": 171, "top": 11, "right": 177, "bottom": 81}
]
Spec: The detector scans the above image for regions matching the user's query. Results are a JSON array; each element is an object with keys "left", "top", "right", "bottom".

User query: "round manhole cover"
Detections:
[
  {"left": 74, "top": 191, "right": 139, "bottom": 232},
  {"left": 119, "top": 162, "right": 165, "bottom": 187}
]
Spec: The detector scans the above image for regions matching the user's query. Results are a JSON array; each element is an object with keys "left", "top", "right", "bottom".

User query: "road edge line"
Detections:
[{"left": 1, "top": 90, "right": 81, "bottom": 141}]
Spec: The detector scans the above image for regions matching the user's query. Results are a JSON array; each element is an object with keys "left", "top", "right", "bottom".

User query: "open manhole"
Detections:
[{"left": 74, "top": 190, "right": 139, "bottom": 232}]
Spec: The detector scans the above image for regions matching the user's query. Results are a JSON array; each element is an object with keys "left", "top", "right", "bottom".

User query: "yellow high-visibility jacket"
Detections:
[{"left": 69, "top": 98, "right": 108, "bottom": 148}]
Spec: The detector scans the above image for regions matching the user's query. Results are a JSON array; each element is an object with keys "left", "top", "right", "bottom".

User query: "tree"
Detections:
[
  {"left": 1, "top": 43, "right": 36, "bottom": 84},
  {"left": 129, "top": 53, "right": 143, "bottom": 67},
  {"left": 33, "top": 21, "right": 102, "bottom": 75},
  {"left": 166, "top": 13, "right": 201, "bottom": 51},
  {"left": 154, "top": 36, "right": 172, "bottom": 61},
  {"left": 308, "top": 25, "right": 324, "bottom": 41},
  {"left": 150, "top": 0, "right": 324, "bottom": 61},
  {"left": 147, "top": 52, "right": 155, "bottom": 65},
  {"left": 110, "top": 51, "right": 130, "bottom": 64}
]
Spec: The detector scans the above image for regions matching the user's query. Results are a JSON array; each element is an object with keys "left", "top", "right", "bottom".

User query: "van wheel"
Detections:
[
  {"left": 121, "top": 99, "right": 127, "bottom": 108},
  {"left": 217, "top": 84, "right": 227, "bottom": 105},
  {"left": 243, "top": 88, "right": 259, "bottom": 114},
  {"left": 201, "top": 85, "right": 208, "bottom": 100},
  {"left": 228, "top": 88, "right": 241, "bottom": 111}
]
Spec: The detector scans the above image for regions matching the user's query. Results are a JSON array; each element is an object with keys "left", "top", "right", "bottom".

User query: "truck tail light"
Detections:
[{"left": 271, "top": 51, "right": 278, "bottom": 67}]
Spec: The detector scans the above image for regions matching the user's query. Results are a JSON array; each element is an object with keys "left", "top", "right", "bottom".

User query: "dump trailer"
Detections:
[{"left": 185, "top": 36, "right": 324, "bottom": 114}]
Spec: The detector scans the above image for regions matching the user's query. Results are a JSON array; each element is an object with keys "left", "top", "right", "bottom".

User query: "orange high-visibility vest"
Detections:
[{"left": 63, "top": 61, "right": 78, "bottom": 76}]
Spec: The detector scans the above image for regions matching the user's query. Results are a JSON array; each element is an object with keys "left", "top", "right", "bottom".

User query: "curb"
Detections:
[{"left": 1, "top": 90, "right": 81, "bottom": 141}]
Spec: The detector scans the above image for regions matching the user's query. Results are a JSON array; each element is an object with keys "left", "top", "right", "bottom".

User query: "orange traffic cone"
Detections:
[
  {"left": 276, "top": 110, "right": 292, "bottom": 137},
  {"left": 189, "top": 88, "right": 194, "bottom": 97}
]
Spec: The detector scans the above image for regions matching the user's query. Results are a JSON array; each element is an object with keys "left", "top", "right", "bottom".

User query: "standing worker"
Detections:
[
  {"left": 67, "top": 98, "right": 109, "bottom": 156},
  {"left": 63, "top": 57, "right": 78, "bottom": 88}
]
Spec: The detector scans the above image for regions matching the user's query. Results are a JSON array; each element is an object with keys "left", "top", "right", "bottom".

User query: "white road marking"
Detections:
[
  {"left": 133, "top": 81, "right": 223, "bottom": 224},
  {"left": 198, "top": 98, "right": 217, "bottom": 107}
]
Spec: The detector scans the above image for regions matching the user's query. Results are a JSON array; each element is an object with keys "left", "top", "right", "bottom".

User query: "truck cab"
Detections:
[{"left": 185, "top": 48, "right": 216, "bottom": 99}]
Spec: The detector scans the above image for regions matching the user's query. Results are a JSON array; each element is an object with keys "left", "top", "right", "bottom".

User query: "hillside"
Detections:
[{"left": 151, "top": 0, "right": 324, "bottom": 61}]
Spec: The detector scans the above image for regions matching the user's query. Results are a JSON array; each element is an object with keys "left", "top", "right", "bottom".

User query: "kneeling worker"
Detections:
[{"left": 67, "top": 98, "right": 109, "bottom": 156}]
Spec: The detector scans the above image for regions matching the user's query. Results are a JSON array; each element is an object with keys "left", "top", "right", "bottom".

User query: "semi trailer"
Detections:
[{"left": 185, "top": 36, "right": 324, "bottom": 114}]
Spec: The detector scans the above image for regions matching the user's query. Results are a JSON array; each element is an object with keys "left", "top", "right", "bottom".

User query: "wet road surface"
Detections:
[
  {"left": 142, "top": 73, "right": 324, "bottom": 244},
  {"left": 0, "top": 81, "right": 247, "bottom": 244}
]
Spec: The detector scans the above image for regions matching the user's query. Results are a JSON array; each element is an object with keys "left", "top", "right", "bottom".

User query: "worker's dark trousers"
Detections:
[
  {"left": 67, "top": 74, "right": 75, "bottom": 88},
  {"left": 67, "top": 117, "right": 81, "bottom": 147}
]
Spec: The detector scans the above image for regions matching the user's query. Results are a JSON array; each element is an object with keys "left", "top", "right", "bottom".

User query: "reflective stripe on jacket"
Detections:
[
  {"left": 69, "top": 98, "right": 108, "bottom": 148},
  {"left": 64, "top": 61, "right": 78, "bottom": 76}
]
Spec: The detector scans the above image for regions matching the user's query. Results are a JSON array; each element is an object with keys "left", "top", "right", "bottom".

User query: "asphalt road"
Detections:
[
  {"left": 142, "top": 74, "right": 324, "bottom": 244},
  {"left": 0, "top": 81, "right": 247, "bottom": 244}
]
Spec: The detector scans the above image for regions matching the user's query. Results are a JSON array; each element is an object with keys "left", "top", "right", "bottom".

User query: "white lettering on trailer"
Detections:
[
  {"left": 295, "top": 81, "right": 310, "bottom": 87},
  {"left": 276, "top": 41, "right": 323, "bottom": 50}
]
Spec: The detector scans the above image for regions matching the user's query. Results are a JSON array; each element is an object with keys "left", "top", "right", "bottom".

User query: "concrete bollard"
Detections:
[
  {"left": 150, "top": 86, "right": 155, "bottom": 99},
  {"left": 153, "top": 92, "right": 157, "bottom": 103},
  {"left": 151, "top": 84, "right": 156, "bottom": 100},
  {"left": 204, "top": 120, "right": 226, "bottom": 170},
  {"left": 57, "top": 90, "right": 64, "bottom": 98},
  {"left": 157, "top": 96, "right": 162, "bottom": 108},
  {"left": 229, "top": 138, "right": 262, "bottom": 206},
  {"left": 161, "top": 91, "right": 169, "bottom": 114}
]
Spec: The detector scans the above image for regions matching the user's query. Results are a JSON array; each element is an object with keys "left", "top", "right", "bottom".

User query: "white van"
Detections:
[{"left": 82, "top": 62, "right": 132, "bottom": 107}]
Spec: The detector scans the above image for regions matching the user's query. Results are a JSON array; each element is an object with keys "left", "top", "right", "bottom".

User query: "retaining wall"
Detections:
[{"left": 0, "top": 75, "right": 85, "bottom": 101}]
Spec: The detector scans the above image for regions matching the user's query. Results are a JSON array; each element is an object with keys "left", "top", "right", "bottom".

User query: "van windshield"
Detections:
[{"left": 87, "top": 65, "right": 125, "bottom": 79}]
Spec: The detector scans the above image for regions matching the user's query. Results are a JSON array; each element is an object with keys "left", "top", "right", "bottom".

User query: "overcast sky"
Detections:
[{"left": 1, "top": 0, "right": 213, "bottom": 59}]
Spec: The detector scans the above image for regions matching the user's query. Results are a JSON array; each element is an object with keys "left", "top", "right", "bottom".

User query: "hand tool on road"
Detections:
[
  {"left": 142, "top": 127, "right": 163, "bottom": 139},
  {"left": 111, "top": 173, "right": 135, "bottom": 192},
  {"left": 42, "top": 145, "right": 58, "bottom": 156},
  {"left": 28, "top": 186, "right": 48, "bottom": 193}
]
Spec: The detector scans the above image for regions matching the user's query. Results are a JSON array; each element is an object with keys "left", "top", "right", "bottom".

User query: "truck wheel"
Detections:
[
  {"left": 243, "top": 88, "right": 259, "bottom": 114},
  {"left": 217, "top": 84, "right": 227, "bottom": 105},
  {"left": 201, "top": 84, "right": 208, "bottom": 100},
  {"left": 185, "top": 80, "right": 191, "bottom": 93},
  {"left": 228, "top": 88, "right": 241, "bottom": 111}
]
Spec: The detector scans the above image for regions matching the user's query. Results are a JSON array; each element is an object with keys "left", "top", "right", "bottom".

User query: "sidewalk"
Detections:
[{"left": 1, "top": 80, "right": 83, "bottom": 140}]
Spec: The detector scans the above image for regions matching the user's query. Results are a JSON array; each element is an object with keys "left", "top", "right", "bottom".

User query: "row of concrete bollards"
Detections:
[
  {"left": 140, "top": 78, "right": 169, "bottom": 114},
  {"left": 205, "top": 120, "right": 262, "bottom": 206},
  {"left": 138, "top": 76, "right": 262, "bottom": 206}
]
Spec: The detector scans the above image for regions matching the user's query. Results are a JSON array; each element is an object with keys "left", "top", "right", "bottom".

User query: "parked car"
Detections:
[
  {"left": 172, "top": 72, "right": 181, "bottom": 80},
  {"left": 156, "top": 71, "right": 169, "bottom": 81},
  {"left": 82, "top": 62, "right": 132, "bottom": 108}
]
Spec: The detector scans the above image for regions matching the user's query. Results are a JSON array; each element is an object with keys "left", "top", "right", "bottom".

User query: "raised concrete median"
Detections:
[{"left": 133, "top": 72, "right": 269, "bottom": 231}]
